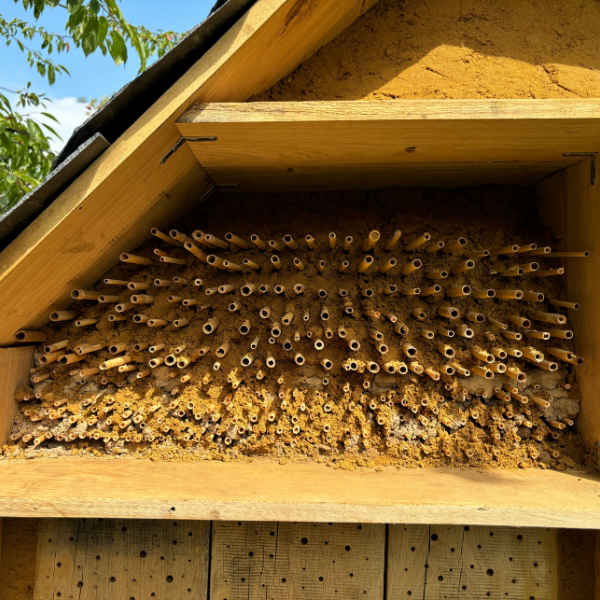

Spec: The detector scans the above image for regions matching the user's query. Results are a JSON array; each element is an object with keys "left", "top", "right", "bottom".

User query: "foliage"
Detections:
[
  {"left": 0, "top": 0, "right": 184, "bottom": 213},
  {"left": 78, "top": 93, "right": 112, "bottom": 115}
]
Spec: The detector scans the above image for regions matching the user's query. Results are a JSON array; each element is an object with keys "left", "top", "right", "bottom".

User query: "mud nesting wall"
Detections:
[{"left": 3, "top": 186, "right": 590, "bottom": 470}]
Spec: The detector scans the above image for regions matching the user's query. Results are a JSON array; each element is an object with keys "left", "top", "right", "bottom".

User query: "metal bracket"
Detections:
[
  {"left": 563, "top": 152, "right": 597, "bottom": 185},
  {"left": 160, "top": 136, "right": 217, "bottom": 164}
]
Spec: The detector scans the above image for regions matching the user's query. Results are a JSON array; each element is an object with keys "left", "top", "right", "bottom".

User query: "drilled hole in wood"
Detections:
[{"left": 166, "top": 576, "right": 173, "bottom": 583}]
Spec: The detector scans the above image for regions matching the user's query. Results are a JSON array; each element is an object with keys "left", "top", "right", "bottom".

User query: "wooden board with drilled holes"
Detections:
[
  {"left": 210, "top": 521, "right": 385, "bottom": 600},
  {"left": 33, "top": 518, "right": 210, "bottom": 600},
  {"left": 387, "top": 524, "right": 558, "bottom": 599}
]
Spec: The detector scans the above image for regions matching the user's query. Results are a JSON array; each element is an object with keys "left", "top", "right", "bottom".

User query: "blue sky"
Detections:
[{"left": 2, "top": 0, "right": 216, "bottom": 149}]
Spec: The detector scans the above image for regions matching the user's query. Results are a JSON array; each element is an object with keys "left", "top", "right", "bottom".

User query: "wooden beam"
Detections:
[
  {"left": 536, "top": 157, "right": 600, "bottom": 449},
  {"left": 0, "top": 347, "right": 34, "bottom": 445},
  {"left": 0, "top": 0, "right": 380, "bottom": 346},
  {"left": 0, "top": 459, "right": 599, "bottom": 528},
  {"left": 176, "top": 100, "right": 600, "bottom": 191}
]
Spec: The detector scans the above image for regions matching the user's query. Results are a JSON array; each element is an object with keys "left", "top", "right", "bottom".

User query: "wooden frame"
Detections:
[
  {"left": 0, "top": 0, "right": 379, "bottom": 347},
  {"left": 176, "top": 100, "right": 600, "bottom": 191}
]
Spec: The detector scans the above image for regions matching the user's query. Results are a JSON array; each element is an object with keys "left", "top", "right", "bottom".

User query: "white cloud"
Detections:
[{"left": 39, "top": 96, "right": 90, "bottom": 153}]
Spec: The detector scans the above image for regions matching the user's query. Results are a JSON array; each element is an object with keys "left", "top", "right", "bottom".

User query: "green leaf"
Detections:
[
  {"left": 81, "top": 18, "right": 99, "bottom": 56},
  {"left": 40, "top": 112, "right": 59, "bottom": 123},
  {"left": 66, "top": 0, "right": 83, "bottom": 14},
  {"left": 26, "top": 118, "right": 44, "bottom": 142},
  {"left": 47, "top": 63, "right": 56, "bottom": 85},
  {"left": 89, "top": 0, "right": 101, "bottom": 15},
  {"left": 41, "top": 122, "right": 61, "bottom": 139},
  {"left": 109, "top": 31, "right": 127, "bottom": 65},
  {"left": 98, "top": 16, "right": 108, "bottom": 45}
]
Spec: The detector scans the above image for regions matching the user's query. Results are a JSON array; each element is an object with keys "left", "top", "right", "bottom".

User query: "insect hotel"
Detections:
[{"left": 0, "top": 0, "right": 599, "bottom": 598}]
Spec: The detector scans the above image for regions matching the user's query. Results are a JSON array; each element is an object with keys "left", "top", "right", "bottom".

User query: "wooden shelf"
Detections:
[
  {"left": 176, "top": 100, "right": 600, "bottom": 190},
  {"left": 1, "top": 458, "right": 599, "bottom": 527}
]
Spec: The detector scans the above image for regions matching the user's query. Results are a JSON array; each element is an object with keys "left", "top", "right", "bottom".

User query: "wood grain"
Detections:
[
  {"left": 0, "top": 0, "right": 380, "bottom": 346},
  {"left": 388, "top": 524, "right": 558, "bottom": 599},
  {"left": 210, "top": 521, "right": 385, "bottom": 599},
  {"left": 536, "top": 156, "right": 600, "bottom": 448},
  {"left": 0, "top": 459, "right": 599, "bottom": 527},
  {"left": 34, "top": 518, "right": 210, "bottom": 600},
  {"left": 0, "top": 347, "right": 34, "bottom": 445},
  {"left": 176, "top": 100, "right": 600, "bottom": 190}
]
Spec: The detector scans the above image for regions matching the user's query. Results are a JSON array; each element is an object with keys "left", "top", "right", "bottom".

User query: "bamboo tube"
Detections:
[
  {"left": 420, "top": 329, "right": 435, "bottom": 340},
  {"left": 149, "top": 356, "right": 165, "bottom": 368},
  {"left": 347, "top": 339, "right": 361, "bottom": 351},
  {"left": 225, "top": 233, "right": 249, "bottom": 249},
  {"left": 98, "top": 294, "right": 121, "bottom": 303},
  {"left": 75, "top": 318, "right": 98, "bottom": 327},
  {"left": 205, "top": 287, "right": 218, "bottom": 296},
  {"left": 206, "top": 254, "right": 227, "bottom": 270},
  {"left": 118, "top": 364, "right": 137, "bottom": 373},
  {"left": 446, "top": 285, "right": 471, "bottom": 298},
  {"left": 508, "top": 315, "right": 531, "bottom": 328},
  {"left": 109, "top": 314, "right": 127, "bottom": 322},
  {"left": 293, "top": 257, "right": 304, "bottom": 271},
  {"left": 402, "top": 343, "right": 418, "bottom": 358},
  {"left": 120, "top": 253, "right": 152, "bottom": 265},
  {"left": 170, "top": 229, "right": 191, "bottom": 244},
  {"left": 491, "top": 245, "right": 519, "bottom": 255},
  {"left": 379, "top": 258, "right": 397, "bottom": 274},
  {"left": 133, "top": 314, "right": 150, "bottom": 323},
  {"left": 465, "top": 311, "right": 484, "bottom": 324},
  {"left": 270, "top": 255, "right": 282, "bottom": 270},
  {"left": 14, "top": 330, "right": 46, "bottom": 343},
  {"left": 420, "top": 285, "right": 441, "bottom": 297},
  {"left": 238, "top": 283, "right": 255, "bottom": 297},
  {"left": 173, "top": 318, "right": 190, "bottom": 328},
  {"left": 546, "top": 329, "right": 574, "bottom": 339},
  {"left": 108, "top": 342, "right": 127, "bottom": 354},
  {"left": 500, "top": 266, "right": 524, "bottom": 277},
  {"left": 79, "top": 367, "right": 101, "bottom": 378},
  {"left": 147, "top": 319, "right": 168, "bottom": 327},
  {"left": 151, "top": 227, "right": 182, "bottom": 246},
  {"left": 521, "top": 347, "right": 544, "bottom": 362},
  {"left": 442, "top": 237, "right": 468, "bottom": 253},
  {"left": 519, "top": 262, "right": 539, "bottom": 274},
  {"left": 294, "top": 353, "right": 306, "bottom": 366},
  {"left": 203, "top": 234, "right": 229, "bottom": 249},
  {"left": 154, "top": 249, "right": 168, "bottom": 257},
  {"left": 337, "top": 260, "right": 349, "bottom": 273},
  {"left": 250, "top": 234, "right": 266, "bottom": 250},
  {"left": 426, "top": 269, "right": 449, "bottom": 280},
  {"left": 537, "top": 360, "right": 559, "bottom": 371},
  {"left": 405, "top": 232, "right": 431, "bottom": 251},
  {"left": 203, "top": 318, "right": 219, "bottom": 334},
  {"left": 218, "top": 284, "right": 235, "bottom": 295},
  {"left": 525, "top": 330, "right": 550, "bottom": 341},
  {"left": 424, "top": 367, "right": 439, "bottom": 381},
  {"left": 506, "top": 348, "right": 523, "bottom": 358},
  {"left": 320, "top": 306, "right": 331, "bottom": 321},
  {"left": 44, "top": 339, "right": 68, "bottom": 353},
  {"left": 385, "top": 230, "right": 402, "bottom": 250},
  {"left": 160, "top": 255, "right": 186, "bottom": 265},
  {"left": 401, "top": 259, "right": 422, "bottom": 276},
  {"left": 239, "top": 320, "right": 251, "bottom": 335},
  {"left": 437, "top": 342, "right": 455, "bottom": 358},
  {"left": 536, "top": 267, "right": 564, "bottom": 277},
  {"left": 452, "top": 363, "right": 471, "bottom": 377},
  {"left": 127, "top": 282, "right": 150, "bottom": 291},
  {"left": 305, "top": 235, "right": 316, "bottom": 250},
  {"left": 495, "top": 290, "right": 523, "bottom": 300},
  {"left": 464, "top": 249, "right": 489, "bottom": 258},
  {"left": 488, "top": 347, "right": 507, "bottom": 360},
  {"left": 409, "top": 362, "right": 423, "bottom": 375},
  {"left": 469, "top": 290, "right": 494, "bottom": 301},
  {"left": 362, "top": 230, "right": 380, "bottom": 252},
  {"left": 547, "top": 251, "right": 589, "bottom": 258},
  {"left": 456, "top": 324, "right": 474, "bottom": 338},
  {"left": 412, "top": 308, "right": 426, "bottom": 321},
  {"left": 533, "top": 311, "right": 567, "bottom": 325},
  {"left": 168, "top": 294, "right": 184, "bottom": 303},
  {"left": 282, "top": 338, "right": 293, "bottom": 351},
  {"left": 340, "top": 236, "right": 353, "bottom": 252},
  {"left": 225, "top": 259, "right": 245, "bottom": 273},
  {"left": 472, "top": 365, "right": 494, "bottom": 379},
  {"left": 489, "top": 363, "right": 506, "bottom": 374},
  {"left": 483, "top": 332, "right": 495, "bottom": 341},
  {"left": 521, "top": 291, "right": 545, "bottom": 302},
  {"left": 240, "top": 258, "right": 259, "bottom": 272},
  {"left": 514, "top": 243, "right": 537, "bottom": 254},
  {"left": 50, "top": 311, "right": 77, "bottom": 322},
  {"left": 184, "top": 241, "right": 208, "bottom": 263},
  {"left": 426, "top": 240, "right": 445, "bottom": 253},
  {"left": 317, "top": 288, "right": 328, "bottom": 299},
  {"left": 328, "top": 232, "right": 337, "bottom": 249},
  {"left": 130, "top": 294, "right": 154, "bottom": 304},
  {"left": 71, "top": 289, "right": 101, "bottom": 301},
  {"left": 451, "top": 259, "right": 475, "bottom": 275},
  {"left": 361, "top": 288, "right": 374, "bottom": 298},
  {"left": 548, "top": 298, "right": 580, "bottom": 311},
  {"left": 472, "top": 348, "right": 494, "bottom": 363},
  {"left": 400, "top": 287, "right": 420, "bottom": 296},
  {"left": 279, "top": 234, "right": 297, "bottom": 250},
  {"left": 59, "top": 353, "right": 86, "bottom": 365},
  {"left": 485, "top": 318, "right": 506, "bottom": 330},
  {"left": 501, "top": 330, "right": 523, "bottom": 341},
  {"left": 39, "top": 350, "right": 64, "bottom": 365},
  {"left": 133, "top": 342, "right": 150, "bottom": 352},
  {"left": 438, "top": 325, "right": 455, "bottom": 338},
  {"left": 438, "top": 306, "right": 460, "bottom": 319},
  {"left": 506, "top": 367, "right": 526, "bottom": 382},
  {"left": 274, "top": 284, "right": 285, "bottom": 294},
  {"left": 104, "top": 278, "right": 129, "bottom": 286},
  {"left": 357, "top": 255, "right": 374, "bottom": 273},
  {"left": 528, "top": 246, "right": 551, "bottom": 256},
  {"left": 136, "top": 369, "right": 151, "bottom": 379},
  {"left": 149, "top": 343, "right": 165, "bottom": 353},
  {"left": 215, "top": 342, "right": 231, "bottom": 358}
]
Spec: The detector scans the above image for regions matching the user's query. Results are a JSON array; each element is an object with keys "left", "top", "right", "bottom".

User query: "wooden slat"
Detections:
[
  {"left": 33, "top": 518, "right": 210, "bottom": 600},
  {"left": 211, "top": 521, "right": 385, "bottom": 600},
  {"left": 0, "top": 0, "right": 380, "bottom": 347},
  {"left": 388, "top": 525, "right": 558, "bottom": 599},
  {"left": 176, "top": 100, "right": 600, "bottom": 191},
  {"left": 535, "top": 157, "right": 600, "bottom": 448},
  {"left": 0, "top": 347, "right": 34, "bottom": 445},
  {"left": 0, "top": 459, "right": 600, "bottom": 528}
]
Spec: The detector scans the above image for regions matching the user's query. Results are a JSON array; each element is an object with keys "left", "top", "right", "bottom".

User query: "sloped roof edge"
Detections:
[{"left": 0, "top": 0, "right": 256, "bottom": 246}]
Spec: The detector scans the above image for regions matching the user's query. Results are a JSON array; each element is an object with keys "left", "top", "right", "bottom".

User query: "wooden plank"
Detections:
[
  {"left": 535, "top": 157, "right": 600, "bottom": 448},
  {"left": 388, "top": 525, "right": 558, "bottom": 599},
  {"left": 0, "top": 459, "right": 599, "bottom": 528},
  {"left": 0, "top": 347, "right": 34, "bottom": 445},
  {"left": 210, "top": 521, "right": 385, "bottom": 600},
  {"left": 33, "top": 518, "right": 209, "bottom": 600},
  {"left": 1, "top": 518, "right": 39, "bottom": 600},
  {"left": 596, "top": 531, "right": 600, "bottom": 600},
  {"left": 0, "top": 0, "right": 380, "bottom": 347},
  {"left": 176, "top": 100, "right": 600, "bottom": 190}
]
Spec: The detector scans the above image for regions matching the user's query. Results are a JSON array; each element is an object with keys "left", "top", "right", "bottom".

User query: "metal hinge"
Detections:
[
  {"left": 563, "top": 152, "right": 597, "bottom": 185},
  {"left": 160, "top": 136, "right": 217, "bottom": 164}
]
